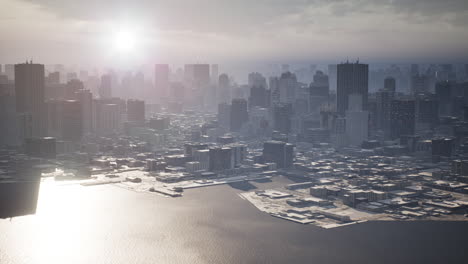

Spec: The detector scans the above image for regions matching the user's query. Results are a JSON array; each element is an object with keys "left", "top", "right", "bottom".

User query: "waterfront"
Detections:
[{"left": 1, "top": 177, "right": 467, "bottom": 264}]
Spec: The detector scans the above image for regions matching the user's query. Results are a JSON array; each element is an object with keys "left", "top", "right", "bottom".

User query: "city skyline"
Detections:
[{"left": 1, "top": 1, "right": 468, "bottom": 263}]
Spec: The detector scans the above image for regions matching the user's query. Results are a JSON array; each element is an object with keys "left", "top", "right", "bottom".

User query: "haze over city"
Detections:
[{"left": 1, "top": 1, "right": 468, "bottom": 264}]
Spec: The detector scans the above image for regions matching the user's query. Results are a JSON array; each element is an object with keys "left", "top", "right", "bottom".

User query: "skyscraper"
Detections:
[
  {"left": 61, "top": 100, "right": 82, "bottom": 142},
  {"left": 218, "top": 73, "right": 230, "bottom": 104},
  {"left": 248, "top": 72, "right": 268, "bottom": 108},
  {"left": 337, "top": 61, "right": 369, "bottom": 115},
  {"left": 273, "top": 103, "right": 293, "bottom": 134},
  {"left": 345, "top": 95, "right": 369, "bottom": 146},
  {"left": 384, "top": 77, "right": 396, "bottom": 92},
  {"left": 310, "top": 71, "right": 330, "bottom": 115},
  {"left": 279, "top": 72, "right": 297, "bottom": 104},
  {"left": 15, "top": 62, "right": 47, "bottom": 138},
  {"left": 390, "top": 99, "right": 415, "bottom": 139},
  {"left": 155, "top": 64, "right": 169, "bottom": 100},
  {"left": 99, "top": 74, "right": 112, "bottom": 99},
  {"left": 76, "top": 89, "right": 93, "bottom": 135},
  {"left": 127, "top": 99, "right": 145, "bottom": 122},
  {"left": 327, "top": 64, "right": 337, "bottom": 91},
  {"left": 211, "top": 64, "right": 219, "bottom": 85},
  {"left": 217, "top": 103, "right": 231, "bottom": 129},
  {"left": 230, "top": 98, "right": 248, "bottom": 131},
  {"left": 376, "top": 89, "right": 394, "bottom": 138}
]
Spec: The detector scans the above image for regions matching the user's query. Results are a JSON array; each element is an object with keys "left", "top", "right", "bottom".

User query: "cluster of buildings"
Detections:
[{"left": 1, "top": 60, "right": 468, "bottom": 220}]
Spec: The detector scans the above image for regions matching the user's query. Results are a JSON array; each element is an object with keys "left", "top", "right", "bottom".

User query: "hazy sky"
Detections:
[{"left": 1, "top": 0, "right": 468, "bottom": 68}]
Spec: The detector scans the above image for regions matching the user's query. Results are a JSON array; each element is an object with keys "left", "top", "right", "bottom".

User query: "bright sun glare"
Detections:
[{"left": 113, "top": 30, "right": 136, "bottom": 53}]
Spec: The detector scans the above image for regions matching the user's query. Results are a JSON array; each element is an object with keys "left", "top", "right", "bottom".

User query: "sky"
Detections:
[{"left": 1, "top": 0, "right": 468, "bottom": 69}]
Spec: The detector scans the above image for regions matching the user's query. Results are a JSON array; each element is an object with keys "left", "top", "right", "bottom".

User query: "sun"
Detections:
[{"left": 113, "top": 30, "right": 137, "bottom": 53}]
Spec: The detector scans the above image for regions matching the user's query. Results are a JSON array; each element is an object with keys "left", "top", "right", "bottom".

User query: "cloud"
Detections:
[{"left": 1, "top": 0, "right": 467, "bottom": 65}]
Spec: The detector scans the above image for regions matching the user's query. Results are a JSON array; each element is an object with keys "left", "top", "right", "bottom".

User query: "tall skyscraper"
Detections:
[
  {"left": 345, "top": 95, "right": 368, "bottom": 146},
  {"left": 269, "top": 76, "right": 280, "bottom": 104},
  {"left": 273, "top": 103, "right": 293, "bottom": 134},
  {"left": 384, "top": 77, "right": 396, "bottom": 92},
  {"left": 95, "top": 102, "right": 121, "bottom": 136},
  {"left": 411, "top": 74, "right": 429, "bottom": 95},
  {"left": 230, "top": 98, "right": 248, "bottom": 131},
  {"left": 15, "top": 62, "right": 47, "bottom": 138},
  {"left": 217, "top": 103, "right": 231, "bottom": 129},
  {"left": 310, "top": 71, "right": 330, "bottom": 115},
  {"left": 99, "top": 74, "right": 112, "bottom": 99},
  {"left": 336, "top": 61, "right": 369, "bottom": 115},
  {"left": 127, "top": 99, "right": 145, "bottom": 122},
  {"left": 417, "top": 98, "right": 439, "bottom": 128},
  {"left": 390, "top": 99, "right": 415, "bottom": 139},
  {"left": 376, "top": 89, "right": 394, "bottom": 138},
  {"left": 211, "top": 64, "right": 219, "bottom": 85},
  {"left": 76, "top": 89, "right": 93, "bottom": 135},
  {"left": 279, "top": 72, "right": 297, "bottom": 104},
  {"left": 435, "top": 81, "right": 453, "bottom": 116},
  {"left": 218, "top": 73, "right": 230, "bottom": 104},
  {"left": 248, "top": 72, "right": 268, "bottom": 108},
  {"left": 327, "top": 64, "right": 337, "bottom": 91},
  {"left": 61, "top": 100, "right": 82, "bottom": 142},
  {"left": 155, "top": 64, "right": 169, "bottom": 100}
]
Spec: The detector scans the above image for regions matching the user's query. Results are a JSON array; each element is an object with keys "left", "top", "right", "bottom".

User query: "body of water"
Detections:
[{"left": 1, "top": 177, "right": 467, "bottom": 264}]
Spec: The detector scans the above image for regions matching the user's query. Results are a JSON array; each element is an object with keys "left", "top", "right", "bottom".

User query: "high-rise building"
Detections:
[
  {"left": 217, "top": 103, "right": 231, "bottom": 129},
  {"left": 218, "top": 73, "right": 230, "bottom": 103},
  {"left": 155, "top": 64, "right": 169, "bottom": 100},
  {"left": 248, "top": 72, "right": 268, "bottom": 108},
  {"left": 273, "top": 103, "right": 293, "bottom": 134},
  {"left": 313, "top": 70, "right": 329, "bottom": 87},
  {"left": 127, "top": 99, "right": 145, "bottom": 122},
  {"left": 384, "top": 77, "right": 396, "bottom": 92},
  {"left": 76, "top": 89, "right": 93, "bottom": 135},
  {"left": 95, "top": 102, "right": 121, "bottom": 136},
  {"left": 310, "top": 71, "right": 330, "bottom": 116},
  {"left": 15, "top": 62, "right": 47, "bottom": 139},
  {"left": 376, "top": 89, "right": 394, "bottom": 138},
  {"left": 0, "top": 86, "right": 19, "bottom": 146},
  {"left": 345, "top": 95, "right": 368, "bottom": 146},
  {"left": 99, "top": 74, "right": 112, "bottom": 99},
  {"left": 185, "top": 64, "right": 210, "bottom": 90},
  {"left": 262, "top": 141, "right": 294, "bottom": 168},
  {"left": 279, "top": 72, "right": 297, "bottom": 104},
  {"left": 269, "top": 76, "right": 280, "bottom": 104},
  {"left": 336, "top": 62, "right": 368, "bottom": 115},
  {"left": 230, "top": 98, "right": 248, "bottom": 131},
  {"left": 5, "top": 64, "right": 14, "bottom": 81},
  {"left": 435, "top": 81, "right": 453, "bottom": 116},
  {"left": 417, "top": 98, "right": 439, "bottom": 128},
  {"left": 390, "top": 99, "right": 415, "bottom": 139},
  {"left": 411, "top": 74, "right": 429, "bottom": 95},
  {"left": 328, "top": 64, "right": 337, "bottom": 91},
  {"left": 61, "top": 100, "right": 82, "bottom": 142},
  {"left": 211, "top": 64, "right": 219, "bottom": 85}
]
